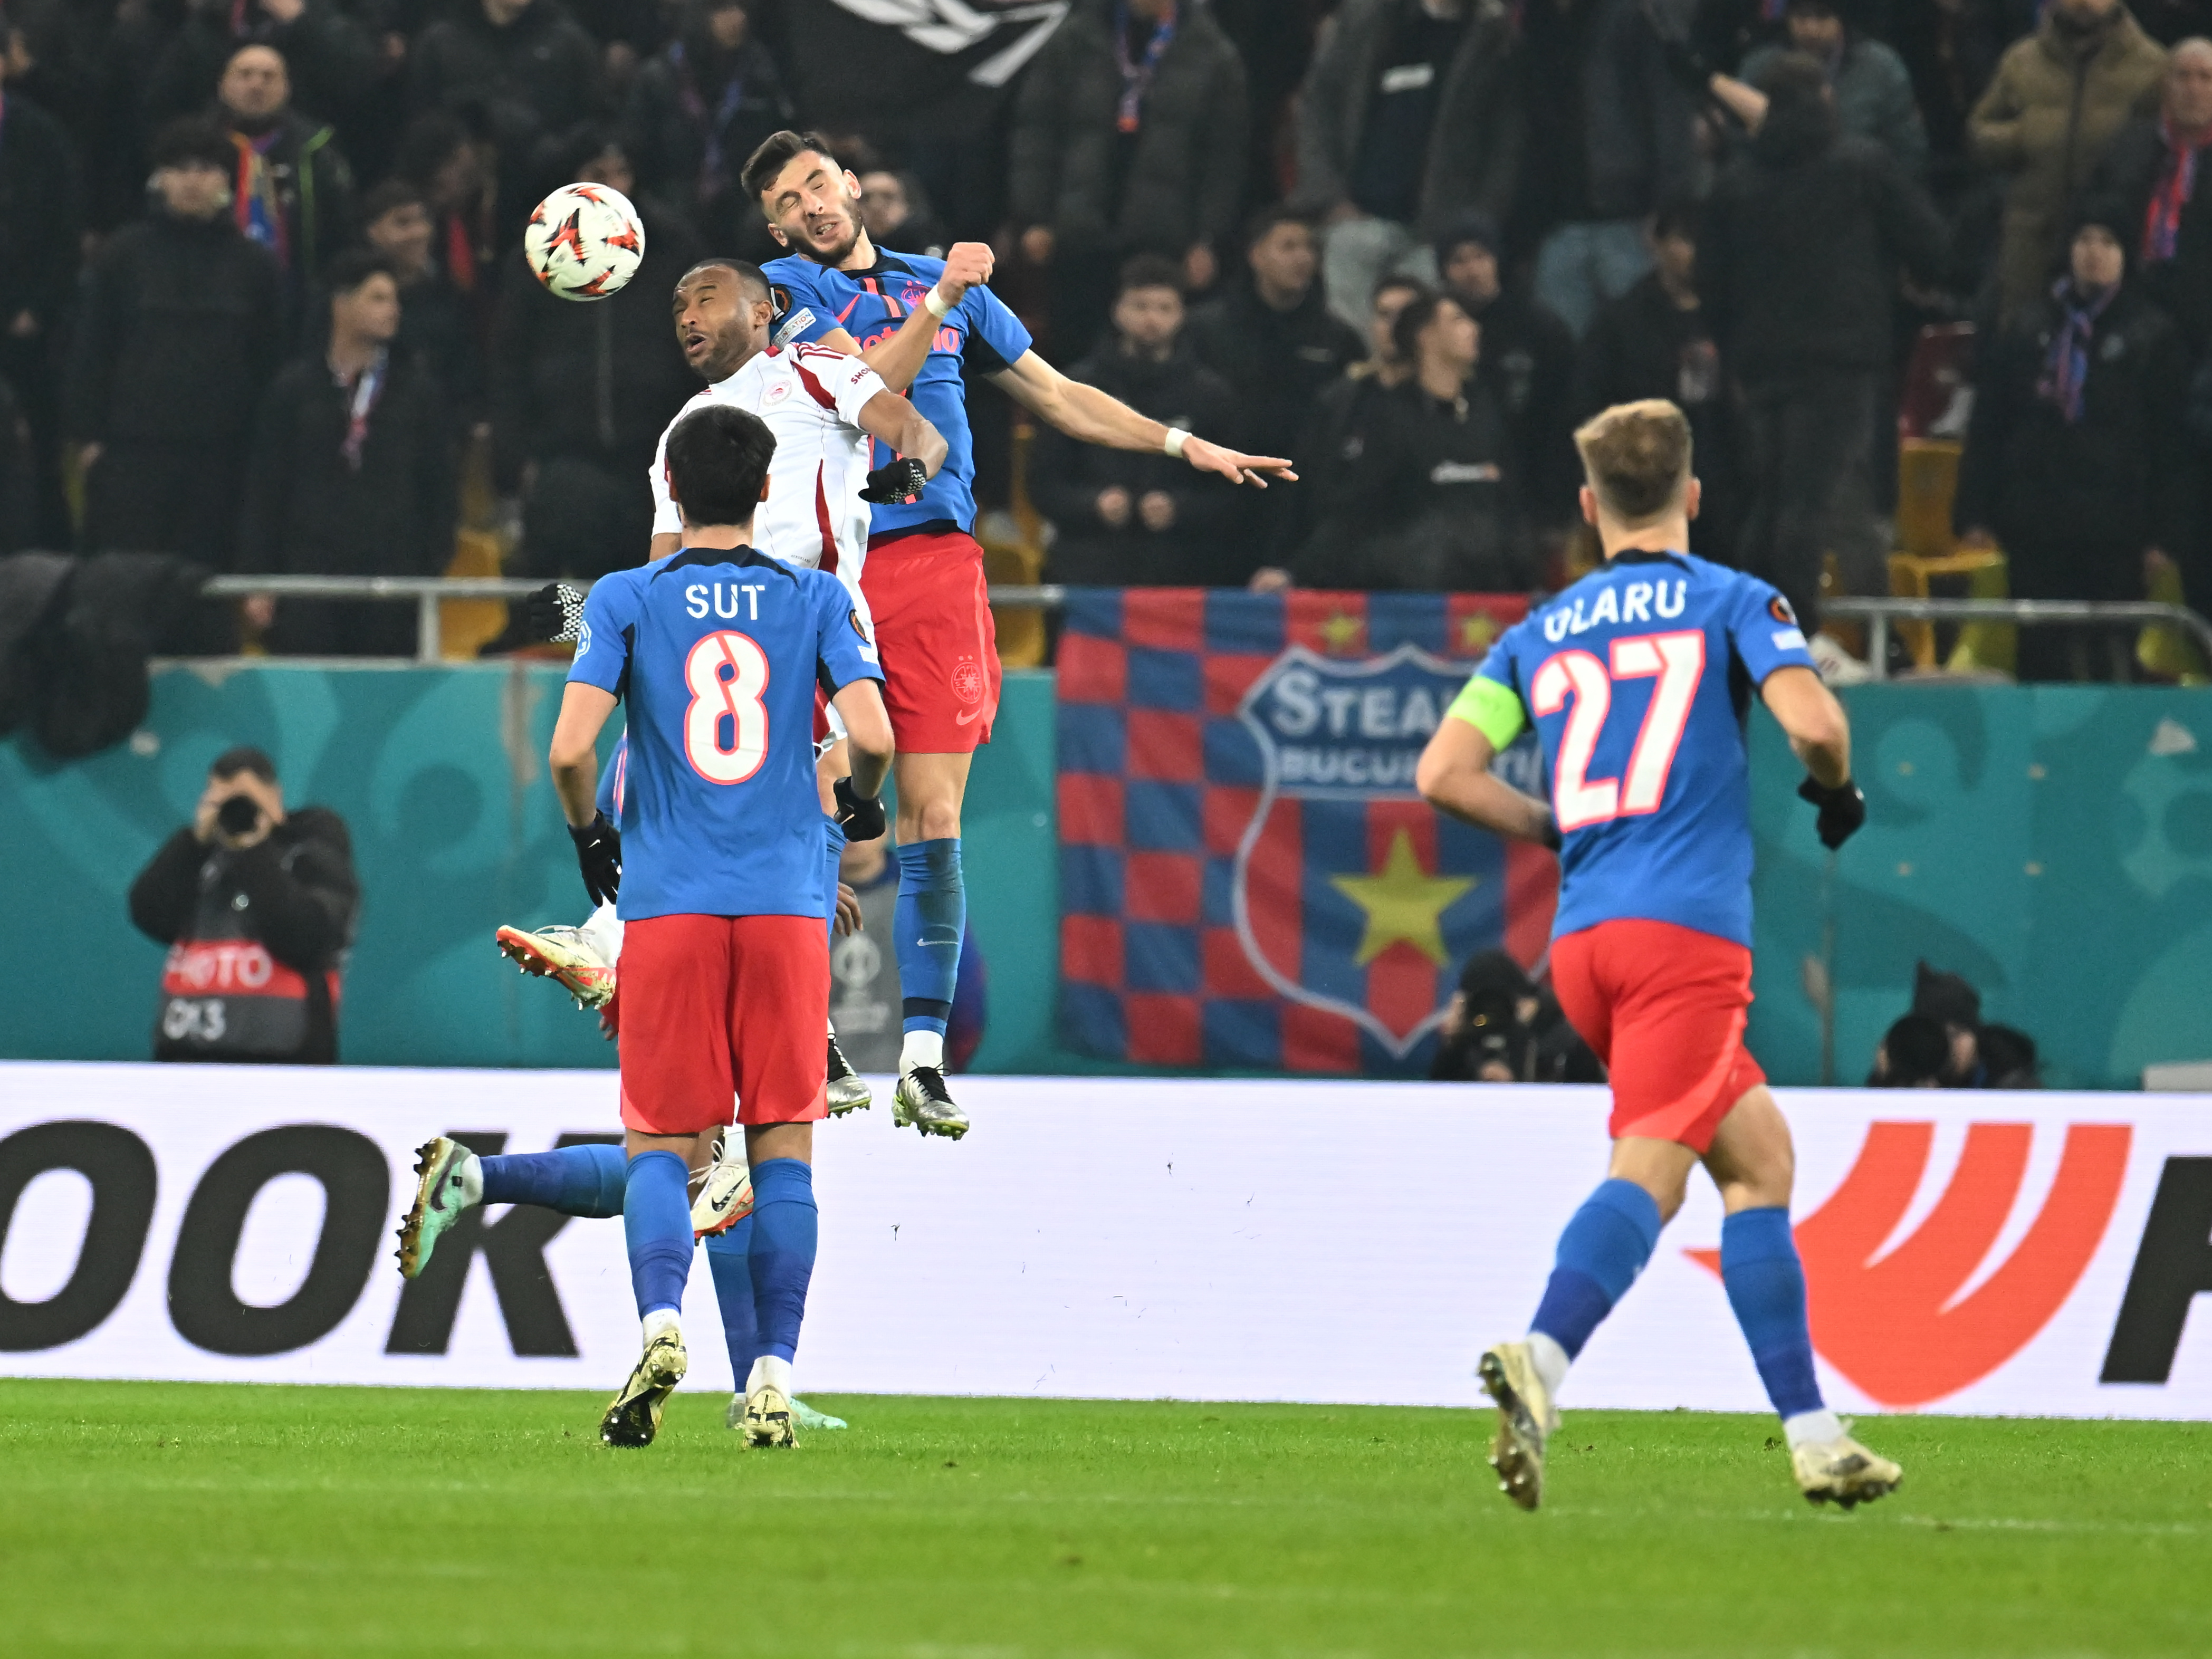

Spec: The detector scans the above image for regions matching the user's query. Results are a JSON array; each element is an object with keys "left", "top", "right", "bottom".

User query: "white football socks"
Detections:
[
  {"left": 1783, "top": 1408, "right": 1845, "bottom": 1449},
  {"left": 579, "top": 901, "right": 624, "bottom": 964},
  {"left": 641, "top": 1308, "right": 681, "bottom": 1348},
  {"left": 902, "top": 1029, "right": 945, "bottom": 1071},
  {"left": 1526, "top": 1331, "right": 1570, "bottom": 1398},
  {"left": 454, "top": 1150, "right": 484, "bottom": 1207},
  {"left": 746, "top": 1355, "right": 794, "bottom": 1398}
]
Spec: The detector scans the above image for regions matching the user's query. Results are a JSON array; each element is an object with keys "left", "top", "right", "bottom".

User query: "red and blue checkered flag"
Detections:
[{"left": 1057, "top": 588, "right": 1558, "bottom": 1075}]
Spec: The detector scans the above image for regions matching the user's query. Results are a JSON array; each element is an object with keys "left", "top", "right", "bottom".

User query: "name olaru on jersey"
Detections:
[
  {"left": 648, "top": 343, "right": 887, "bottom": 594},
  {"left": 569, "top": 545, "right": 882, "bottom": 923},
  {"left": 1455, "top": 550, "right": 1818, "bottom": 948}
]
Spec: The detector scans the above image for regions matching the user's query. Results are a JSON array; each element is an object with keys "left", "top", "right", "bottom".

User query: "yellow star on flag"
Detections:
[
  {"left": 1318, "top": 610, "right": 1366, "bottom": 655},
  {"left": 1329, "top": 830, "right": 1476, "bottom": 968},
  {"left": 1458, "top": 612, "right": 1498, "bottom": 654}
]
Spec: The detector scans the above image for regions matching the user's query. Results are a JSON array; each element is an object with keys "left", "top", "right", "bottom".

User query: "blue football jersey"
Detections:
[
  {"left": 1453, "top": 550, "right": 1818, "bottom": 947},
  {"left": 595, "top": 738, "right": 626, "bottom": 821},
  {"left": 568, "top": 546, "right": 883, "bottom": 922},
  {"left": 763, "top": 248, "right": 1034, "bottom": 540}
]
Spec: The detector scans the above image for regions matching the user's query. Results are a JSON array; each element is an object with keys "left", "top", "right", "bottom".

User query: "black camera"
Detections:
[{"left": 216, "top": 794, "right": 263, "bottom": 836}]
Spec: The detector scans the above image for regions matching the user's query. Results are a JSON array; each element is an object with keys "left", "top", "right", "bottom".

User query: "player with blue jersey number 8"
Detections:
[{"left": 1415, "top": 399, "right": 1890, "bottom": 1513}]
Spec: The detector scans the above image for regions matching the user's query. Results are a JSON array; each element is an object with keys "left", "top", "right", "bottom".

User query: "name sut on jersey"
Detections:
[
  {"left": 685, "top": 581, "right": 772, "bottom": 621},
  {"left": 1541, "top": 578, "right": 1689, "bottom": 643}
]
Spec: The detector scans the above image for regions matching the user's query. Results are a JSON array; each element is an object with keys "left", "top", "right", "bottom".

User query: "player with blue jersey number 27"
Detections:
[{"left": 1415, "top": 399, "right": 1896, "bottom": 1512}]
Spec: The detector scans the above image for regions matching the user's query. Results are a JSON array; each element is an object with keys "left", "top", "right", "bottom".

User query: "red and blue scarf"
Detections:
[
  {"left": 2037, "top": 279, "right": 2118, "bottom": 425},
  {"left": 2142, "top": 115, "right": 2206, "bottom": 264},
  {"left": 1114, "top": 3, "right": 1177, "bottom": 134}
]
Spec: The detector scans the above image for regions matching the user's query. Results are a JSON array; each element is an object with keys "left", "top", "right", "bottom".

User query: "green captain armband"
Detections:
[{"left": 1445, "top": 674, "right": 1527, "bottom": 751}]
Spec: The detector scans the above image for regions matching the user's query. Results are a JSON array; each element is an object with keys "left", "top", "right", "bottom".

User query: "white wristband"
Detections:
[
  {"left": 924, "top": 285, "right": 955, "bottom": 320},
  {"left": 1163, "top": 427, "right": 1191, "bottom": 458}
]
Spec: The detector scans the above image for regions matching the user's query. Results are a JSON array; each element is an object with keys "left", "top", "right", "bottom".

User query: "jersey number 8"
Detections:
[
  {"left": 683, "top": 630, "right": 770, "bottom": 784},
  {"left": 1531, "top": 629, "right": 1705, "bottom": 832}
]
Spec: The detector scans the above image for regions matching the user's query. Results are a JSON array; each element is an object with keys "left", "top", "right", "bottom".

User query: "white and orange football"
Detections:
[{"left": 523, "top": 183, "right": 646, "bottom": 301}]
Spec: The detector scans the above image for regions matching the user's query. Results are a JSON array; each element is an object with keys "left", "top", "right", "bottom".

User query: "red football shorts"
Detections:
[
  {"left": 1549, "top": 918, "right": 1767, "bottom": 1154},
  {"left": 616, "top": 914, "right": 829, "bottom": 1135},
  {"left": 860, "top": 529, "right": 1000, "bottom": 752}
]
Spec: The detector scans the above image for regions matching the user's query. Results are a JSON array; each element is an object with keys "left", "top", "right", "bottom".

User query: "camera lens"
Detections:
[{"left": 217, "top": 795, "right": 261, "bottom": 835}]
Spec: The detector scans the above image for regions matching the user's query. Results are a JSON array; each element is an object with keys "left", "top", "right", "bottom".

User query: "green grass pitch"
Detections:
[{"left": 2, "top": 1380, "right": 2206, "bottom": 1657}]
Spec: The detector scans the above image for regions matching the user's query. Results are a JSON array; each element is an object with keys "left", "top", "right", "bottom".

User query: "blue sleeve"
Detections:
[
  {"left": 567, "top": 574, "right": 638, "bottom": 696},
  {"left": 813, "top": 574, "right": 884, "bottom": 692},
  {"left": 1725, "top": 573, "right": 1818, "bottom": 684},
  {"left": 959, "top": 284, "right": 1033, "bottom": 375},
  {"left": 769, "top": 262, "right": 836, "bottom": 347}
]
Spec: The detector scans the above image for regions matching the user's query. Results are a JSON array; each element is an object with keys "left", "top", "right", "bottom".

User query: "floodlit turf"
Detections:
[{"left": 1, "top": 1382, "right": 2206, "bottom": 1658}]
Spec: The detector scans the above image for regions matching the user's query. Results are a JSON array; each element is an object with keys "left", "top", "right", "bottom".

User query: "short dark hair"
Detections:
[
  {"left": 324, "top": 248, "right": 396, "bottom": 296},
  {"left": 1241, "top": 203, "right": 1313, "bottom": 251},
  {"left": 359, "top": 179, "right": 427, "bottom": 229},
  {"left": 1875, "top": 1014, "right": 1951, "bottom": 1087},
  {"left": 676, "top": 258, "right": 771, "bottom": 303},
  {"left": 151, "top": 117, "right": 233, "bottom": 174},
  {"left": 209, "top": 745, "right": 276, "bottom": 783},
  {"left": 666, "top": 404, "right": 775, "bottom": 528},
  {"left": 1390, "top": 290, "right": 1467, "bottom": 367},
  {"left": 1115, "top": 253, "right": 1184, "bottom": 298},
  {"left": 741, "top": 129, "right": 840, "bottom": 204}
]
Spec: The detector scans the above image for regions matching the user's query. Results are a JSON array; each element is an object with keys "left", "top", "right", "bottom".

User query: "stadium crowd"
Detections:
[{"left": 1, "top": 0, "right": 2209, "bottom": 678}]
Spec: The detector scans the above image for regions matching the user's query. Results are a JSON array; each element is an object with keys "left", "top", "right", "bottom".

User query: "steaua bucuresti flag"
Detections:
[{"left": 1056, "top": 588, "right": 1559, "bottom": 1075}]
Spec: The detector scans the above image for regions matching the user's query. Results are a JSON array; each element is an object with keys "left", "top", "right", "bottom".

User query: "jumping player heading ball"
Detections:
[{"left": 737, "top": 129, "right": 1296, "bottom": 1139}]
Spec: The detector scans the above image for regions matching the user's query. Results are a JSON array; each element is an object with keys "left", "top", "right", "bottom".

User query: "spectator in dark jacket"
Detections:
[
  {"left": 1955, "top": 210, "right": 2195, "bottom": 678},
  {"left": 65, "top": 118, "right": 284, "bottom": 567},
  {"left": 623, "top": 0, "right": 793, "bottom": 256},
  {"left": 1576, "top": 194, "right": 1732, "bottom": 556},
  {"left": 1011, "top": 0, "right": 1248, "bottom": 359},
  {"left": 1033, "top": 255, "right": 1241, "bottom": 586},
  {"left": 859, "top": 169, "right": 949, "bottom": 258},
  {"left": 1295, "top": 0, "right": 1522, "bottom": 328},
  {"left": 1294, "top": 290, "right": 1527, "bottom": 590},
  {"left": 410, "top": 0, "right": 605, "bottom": 238},
  {"left": 1436, "top": 212, "right": 1578, "bottom": 527},
  {"left": 2090, "top": 37, "right": 2212, "bottom": 354},
  {"left": 392, "top": 110, "right": 500, "bottom": 318},
  {"left": 0, "top": 56, "right": 83, "bottom": 546},
  {"left": 129, "top": 744, "right": 358, "bottom": 1065},
  {"left": 214, "top": 44, "right": 356, "bottom": 318},
  {"left": 0, "top": 373, "right": 34, "bottom": 552},
  {"left": 1700, "top": 54, "right": 1948, "bottom": 637},
  {"left": 1515, "top": 0, "right": 1700, "bottom": 337},
  {"left": 1187, "top": 206, "right": 1365, "bottom": 573},
  {"left": 356, "top": 180, "right": 483, "bottom": 425},
  {"left": 144, "top": 0, "right": 378, "bottom": 135},
  {"left": 1738, "top": 0, "right": 1929, "bottom": 175},
  {"left": 490, "top": 130, "right": 700, "bottom": 580},
  {"left": 240, "top": 251, "right": 458, "bottom": 656}
]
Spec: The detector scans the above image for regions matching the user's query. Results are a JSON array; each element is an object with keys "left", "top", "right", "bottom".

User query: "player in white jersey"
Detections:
[
  {"left": 645, "top": 259, "right": 946, "bottom": 601},
  {"left": 501, "top": 258, "right": 946, "bottom": 1116}
]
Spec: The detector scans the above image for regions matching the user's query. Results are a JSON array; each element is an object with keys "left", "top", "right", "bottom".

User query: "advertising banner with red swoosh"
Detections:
[{"left": 2, "top": 1066, "right": 2207, "bottom": 1415}]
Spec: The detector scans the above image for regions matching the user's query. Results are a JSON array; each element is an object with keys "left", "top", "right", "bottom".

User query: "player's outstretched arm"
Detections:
[
  {"left": 1416, "top": 716, "right": 1558, "bottom": 847},
  {"left": 989, "top": 351, "right": 1297, "bottom": 488},
  {"left": 830, "top": 677, "right": 894, "bottom": 802},
  {"left": 821, "top": 242, "right": 996, "bottom": 394},
  {"left": 549, "top": 684, "right": 618, "bottom": 827}
]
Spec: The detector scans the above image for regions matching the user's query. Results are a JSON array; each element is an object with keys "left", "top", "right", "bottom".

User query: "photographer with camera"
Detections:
[{"left": 127, "top": 745, "right": 360, "bottom": 1064}]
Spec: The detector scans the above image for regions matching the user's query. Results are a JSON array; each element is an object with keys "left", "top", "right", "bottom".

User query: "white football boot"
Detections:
[
  {"left": 1793, "top": 1431, "right": 1903, "bottom": 1509},
  {"left": 495, "top": 924, "right": 616, "bottom": 1009},
  {"left": 1478, "top": 1340, "right": 1560, "bottom": 1511}
]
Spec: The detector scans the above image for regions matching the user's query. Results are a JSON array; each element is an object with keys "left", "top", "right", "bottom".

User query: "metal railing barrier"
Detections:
[{"left": 1822, "top": 597, "right": 2212, "bottom": 682}]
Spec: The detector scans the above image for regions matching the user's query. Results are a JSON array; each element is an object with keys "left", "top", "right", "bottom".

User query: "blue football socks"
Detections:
[
  {"left": 478, "top": 1143, "right": 627, "bottom": 1218},
  {"left": 704, "top": 1217, "right": 760, "bottom": 1386},
  {"left": 821, "top": 818, "right": 848, "bottom": 953},
  {"left": 746, "top": 1158, "right": 818, "bottom": 1364},
  {"left": 1719, "top": 1206, "right": 1826, "bottom": 1422},
  {"left": 893, "top": 838, "right": 963, "bottom": 1038},
  {"left": 1530, "top": 1177, "right": 1664, "bottom": 1362},
  {"left": 621, "top": 1149, "right": 694, "bottom": 1320}
]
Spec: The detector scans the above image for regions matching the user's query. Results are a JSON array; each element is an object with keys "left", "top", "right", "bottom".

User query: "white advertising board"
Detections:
[{"left": 2, "top": 1063, "right": 2208, "bottom": 1417}]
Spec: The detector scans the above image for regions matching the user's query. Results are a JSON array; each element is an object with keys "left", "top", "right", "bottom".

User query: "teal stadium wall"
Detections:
[{"left": 3, "top": 663, "right": 2210, "bottom": 1087}]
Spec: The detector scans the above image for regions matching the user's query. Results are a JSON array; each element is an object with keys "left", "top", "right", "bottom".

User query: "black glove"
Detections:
[
  {"left": 569, "top": 813, "right": 622, "bottom": 905},
  {"left": 525, "top": 581, "right": 587, "bottom": 644},
  {"left": 1797, "top": 776, "right": 1866, "bottom": 850},
  {"left": 859, "top": 458, "right": 928, "bottom": 505},
  {"left": 832, "top": 776, "right": 887, "bottom": 842}
]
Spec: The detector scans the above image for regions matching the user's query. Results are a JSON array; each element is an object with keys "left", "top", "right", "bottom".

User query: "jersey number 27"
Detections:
[
  {"left": 684, "top": 630, "right": 770, "bottom": 784},
  {"left": 1531, "top": 630, "right": 1705, "bottom": 831}
]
